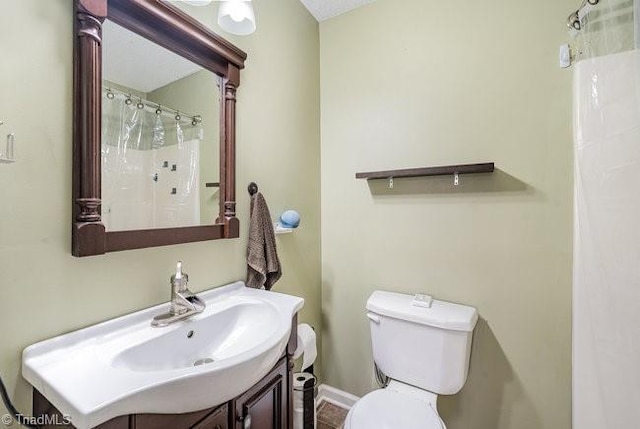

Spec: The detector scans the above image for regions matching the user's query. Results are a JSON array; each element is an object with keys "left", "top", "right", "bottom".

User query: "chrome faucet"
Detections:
[{"left": 152, "top": 261, "right": 206, "bottom": 327}]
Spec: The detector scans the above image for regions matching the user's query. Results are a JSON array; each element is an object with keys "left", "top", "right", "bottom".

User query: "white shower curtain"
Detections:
[
  {"left": 101, "top": 92, "right": 202, "bottom": 231},
  {"left": 572, "top": 1, "right": 640, "bottom": 427}
]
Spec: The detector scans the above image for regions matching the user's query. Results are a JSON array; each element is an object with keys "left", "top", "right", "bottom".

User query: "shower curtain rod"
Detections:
[
  {"left": 102, "top": 85, "right": 203, "bottom": 125},
  {"left": 567, "top": 0, "right": 600, "bottom": 30}
]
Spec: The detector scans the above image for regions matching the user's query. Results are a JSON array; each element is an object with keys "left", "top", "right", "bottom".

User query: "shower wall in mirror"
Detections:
[{"left": 101, "top": 21, "right": 221, "bottom": 232}]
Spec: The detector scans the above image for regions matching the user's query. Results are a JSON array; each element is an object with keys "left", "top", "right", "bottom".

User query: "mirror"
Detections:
[
  {"left": 102, "top": 21, "right": 221, "bottom": 231},
  {"left": 72, "top": 0, "right": 246, "bottom": 257}
]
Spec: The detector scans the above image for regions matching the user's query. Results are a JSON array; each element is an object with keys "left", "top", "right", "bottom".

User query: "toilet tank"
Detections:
[{"left": 366, "top": 291, "right": 478, "bottom": 395}]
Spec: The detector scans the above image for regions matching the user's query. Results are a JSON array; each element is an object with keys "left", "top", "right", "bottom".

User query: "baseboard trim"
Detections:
[{"left": 317, "top": 384, "right": 360, "bottom": 409}]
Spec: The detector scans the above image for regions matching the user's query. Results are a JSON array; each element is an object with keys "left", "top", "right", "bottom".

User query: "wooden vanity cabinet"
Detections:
[{"left": 33, "top": 320, "right": 298, "bottom": 429}]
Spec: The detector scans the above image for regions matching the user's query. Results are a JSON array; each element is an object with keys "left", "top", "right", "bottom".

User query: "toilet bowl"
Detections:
[
  {"left": 344, "top": 290, "right": 477, "bottom": 429},
  {"left": 344, "top": 381, "right": 445, "bottom": 429}
]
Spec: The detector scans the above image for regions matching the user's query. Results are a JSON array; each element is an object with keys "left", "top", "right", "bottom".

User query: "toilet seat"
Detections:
[{"left": 344, "top": 388, "right": 444, "bottom": 429}]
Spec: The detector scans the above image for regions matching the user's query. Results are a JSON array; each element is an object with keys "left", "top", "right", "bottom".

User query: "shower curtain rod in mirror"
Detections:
[{"left": 102, "top": 85, "right": 204, "bottom": 125}]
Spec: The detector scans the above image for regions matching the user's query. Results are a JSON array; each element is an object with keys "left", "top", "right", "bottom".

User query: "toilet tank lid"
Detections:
[{"left": 366, "top": 291, "right": 478, "bottom": 332}]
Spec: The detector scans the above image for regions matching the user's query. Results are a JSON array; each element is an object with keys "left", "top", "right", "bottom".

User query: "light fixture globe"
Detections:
[{"left": 218, "top": 0, "right": 256, "bottom": 36}]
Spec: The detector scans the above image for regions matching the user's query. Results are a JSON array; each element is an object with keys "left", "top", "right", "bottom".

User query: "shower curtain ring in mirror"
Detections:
[
  {"left": 156, "top": 106, "right": 162, "bottom": 115},
  {"left": 175, "top": 112, "right": 181, "bottom": 121},
  {"left": 587, "top": 0, "right": 599, "bottom": 5},
  {"left": 106, "top": 88, "right": 115, "bottom": 99},
  {"left": 136, "top": 99, "right": 144, "bottom": 109},
  {"left": 125, "top": 94, "right": 133, "bottom": 105},
  {"left": 567, "top": 11, "right": 580, "bottom": 31}
]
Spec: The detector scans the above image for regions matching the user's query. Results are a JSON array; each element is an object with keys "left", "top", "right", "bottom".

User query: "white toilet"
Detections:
[{"left": 344, "top": 291, "right": 478, "bottom": 429}]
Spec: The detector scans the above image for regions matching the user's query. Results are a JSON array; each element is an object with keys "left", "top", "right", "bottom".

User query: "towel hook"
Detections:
[{"left": 248, "top": 182, "right": 258, "bottom": 196}]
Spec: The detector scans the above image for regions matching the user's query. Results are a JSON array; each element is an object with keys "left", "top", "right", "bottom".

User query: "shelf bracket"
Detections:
[
  {"left": 454, "top": 172, "right": 459, "bottom": 186},
  {"left": 388, "top": 177, "right": 394, "bottom": 189},
  {"left": 0, "top": 121, "right": 15, "bottom": 164}
]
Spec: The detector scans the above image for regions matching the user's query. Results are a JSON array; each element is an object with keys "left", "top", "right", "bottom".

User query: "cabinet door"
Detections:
[
  {"left": 191, "top": 405, "right": 228, "bottom": 429},
  {"left": 234, "top": 357, "right": 287, "bottom": 429},
  {"left": 134, "top": 405, "right": 226, "bottom": 429}
]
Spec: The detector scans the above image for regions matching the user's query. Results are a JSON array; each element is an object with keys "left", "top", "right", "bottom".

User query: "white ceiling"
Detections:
[
  {"left": 102, "top": 20, "right": 202, "bottom": 94},
  {"left": 299, "top": 0, "right": 376, "bottom": 22}
]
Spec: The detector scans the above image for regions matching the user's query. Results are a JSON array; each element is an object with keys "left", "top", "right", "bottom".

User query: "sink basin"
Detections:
[
  {"left": 110, "top": 300, "right": 279, "bottom": 372},
  {"left": 22, "top": 282, "right": 304, "bottom": 429}
]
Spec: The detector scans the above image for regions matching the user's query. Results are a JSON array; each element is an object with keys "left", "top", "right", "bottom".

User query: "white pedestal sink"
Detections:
[{"left": 22, "top": 282, "right": 304, "bottom": 429}]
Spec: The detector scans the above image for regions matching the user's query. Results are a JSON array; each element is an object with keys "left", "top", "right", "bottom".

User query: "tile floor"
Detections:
[{"left": 317, "top": 400, "right": 349, "bottom": 429}]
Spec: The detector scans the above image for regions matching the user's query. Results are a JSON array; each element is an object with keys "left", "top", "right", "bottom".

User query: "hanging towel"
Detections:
[{"left": 247, "top": 192, "right": 281, "bottom": 290}]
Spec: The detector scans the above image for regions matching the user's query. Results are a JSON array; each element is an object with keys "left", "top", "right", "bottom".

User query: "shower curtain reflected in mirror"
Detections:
[
  {"left": 572, "top": 0, "right": 640, "bottom": 427},
  {"left": 101, "top": 91, "right": 203, "bottom": 231}
]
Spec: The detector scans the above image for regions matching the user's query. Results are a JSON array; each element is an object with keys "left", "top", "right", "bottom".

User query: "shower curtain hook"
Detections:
[{"left": 567, "top": 11, "right": 580, "bottom": 31}]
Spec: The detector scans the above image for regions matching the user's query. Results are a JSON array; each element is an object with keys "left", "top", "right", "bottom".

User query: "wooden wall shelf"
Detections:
[{"left": 355, "top": 162, "right": 494, "bottom": 180}]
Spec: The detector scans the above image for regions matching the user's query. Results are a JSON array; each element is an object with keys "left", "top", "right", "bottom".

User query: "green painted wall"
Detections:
[
  {"left": 0, "top": 0, "right": 320, "bottom": 415},
  {"left": 320, "top": 0, "right": 573, "bottom": 428}
]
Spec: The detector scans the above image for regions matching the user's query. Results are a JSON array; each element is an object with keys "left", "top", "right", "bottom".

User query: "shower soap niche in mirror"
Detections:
[{"left": 72, "top": 0, "right": 246, "bottom": 257}]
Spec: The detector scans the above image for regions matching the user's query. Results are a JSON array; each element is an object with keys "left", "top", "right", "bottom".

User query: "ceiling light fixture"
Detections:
[{"left": 218, "top": 0, "right": 256, "bottom": 36}]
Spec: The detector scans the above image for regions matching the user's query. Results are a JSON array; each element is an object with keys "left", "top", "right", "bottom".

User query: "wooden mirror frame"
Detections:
[{"left": 72, "top": 0, "right": 246, "bottom": 257}]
